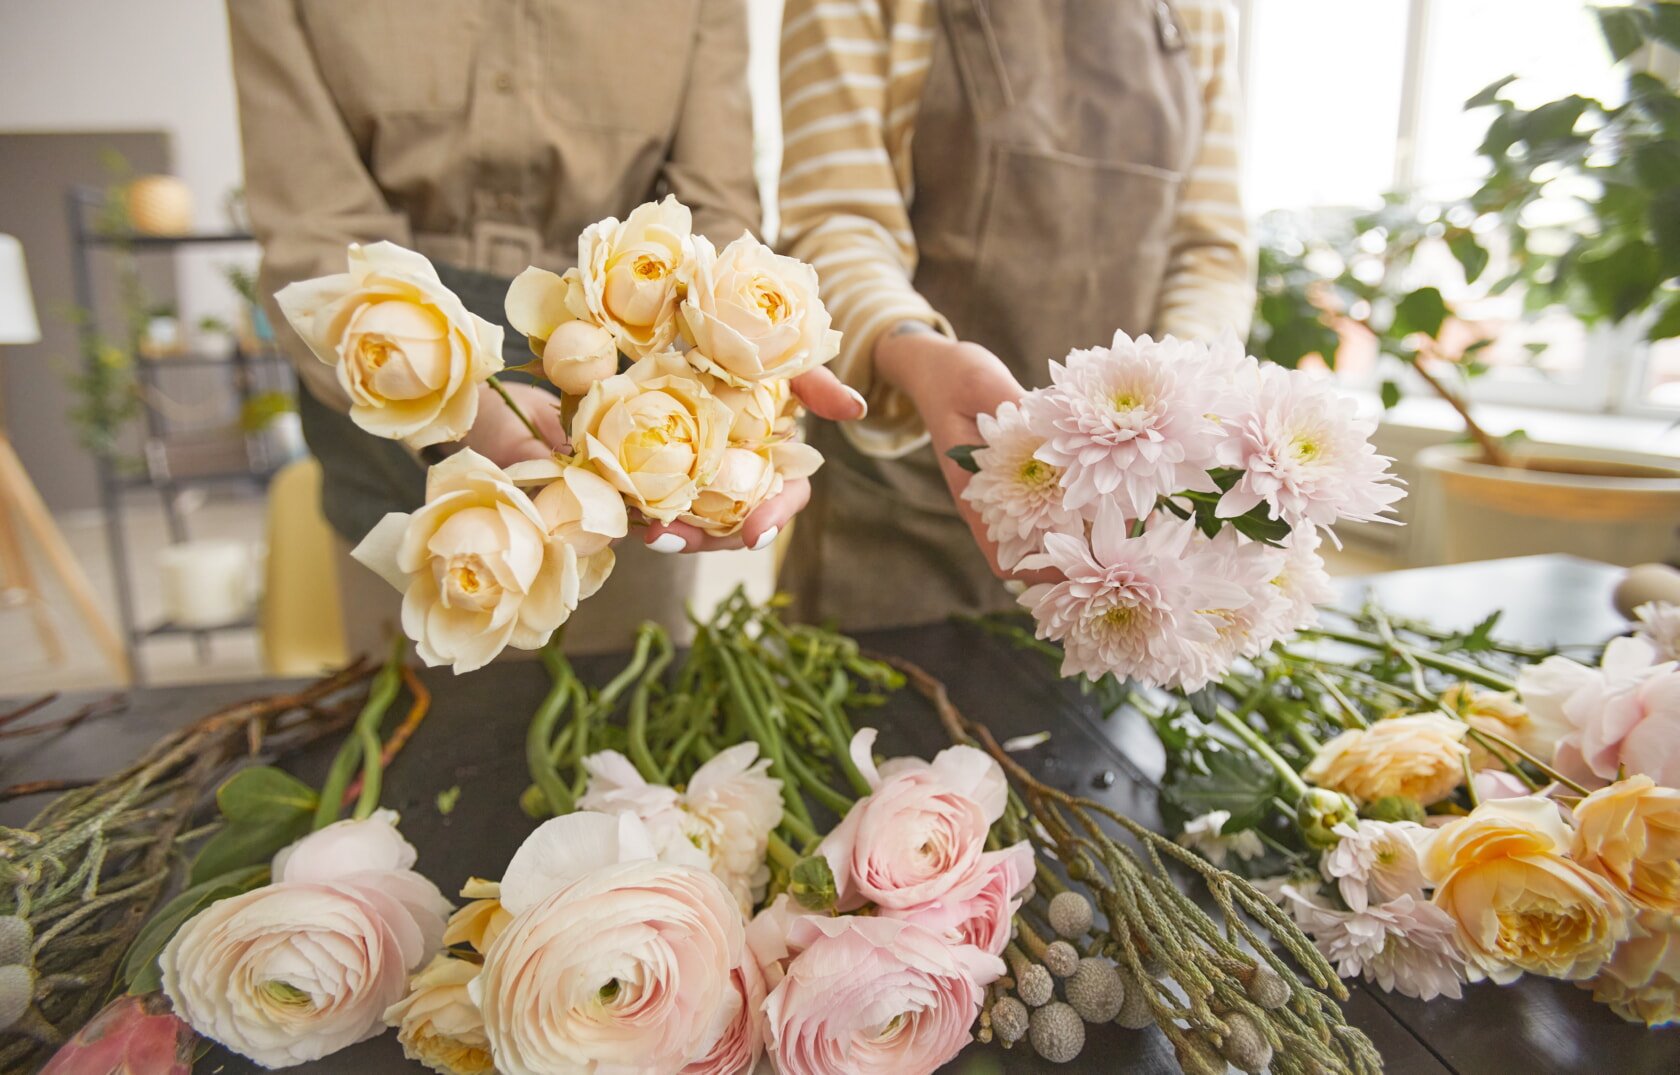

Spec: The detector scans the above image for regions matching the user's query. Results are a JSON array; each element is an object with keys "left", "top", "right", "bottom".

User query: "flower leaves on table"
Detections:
[
  {"left": 119, "top": 865, "right": 269, "bottom": 995},
  {"left": 1159, "top": 741, "right": 1283, "bottom": 836},
  {"left": 789, "top": 855, "right": 838, "bottom": 911},
  {"left": 188, "top": 767, "right": 319, "bottom": 887}
]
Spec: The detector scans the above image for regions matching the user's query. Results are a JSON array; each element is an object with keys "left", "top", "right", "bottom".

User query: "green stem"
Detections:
[
  {"left": 627, "top": 629, "right": 674, "bottom": 781},
  {"left": 767, "top": 832, "right": 801, "bottom": 870},
  {"left": 1463, "top": 725, "right": 1591, "bottom": 795},
  {"left": 781, "top": 744, "right": 856, "bottom": 816},
  {"left": 714, "top": 638, "right": 815, "bottom": 834},
  {"left": 1212, "top": 706, "right": 1310, "bottom": 800},
  {"left": 314, "top": 637, "right": 405, "bottom": 829},
  {"left": 1308, "top": 628, "right": 1516, "bottom": 692},
  {"left": 1308, "top": 670, "right": 1370, "bottom": 729},
  {"left": 487, "top": 375, "right": 557, "bottom": 451},
  {"left": 528, "top": 644, "right": 578, "bottom": 816}
]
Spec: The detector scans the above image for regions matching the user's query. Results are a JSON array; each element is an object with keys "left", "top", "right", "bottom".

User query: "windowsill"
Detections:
[{"left": 1350, "top": 391, "right": 1680, "bottom": 458}]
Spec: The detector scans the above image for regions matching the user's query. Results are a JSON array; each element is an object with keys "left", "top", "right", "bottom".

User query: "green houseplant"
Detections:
[{"left": 1248, "top": 1, "right": 1680, "bottom": 565}]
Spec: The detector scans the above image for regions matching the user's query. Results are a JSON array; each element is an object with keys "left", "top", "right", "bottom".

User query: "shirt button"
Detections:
[{"left": 494, "top": 72, "right": 514, "bottom": 94}]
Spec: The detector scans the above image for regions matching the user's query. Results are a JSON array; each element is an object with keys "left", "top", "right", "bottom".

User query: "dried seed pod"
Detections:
[
  {"left": 1015, "top": 962, "right": 1055, "bottom": 1007},
  {"left": 1174, "top": 1033, "right": 1227, "bottom": 1075},
  {"left": 0, "top": 917, "right": 31, "bottom": 967},
  {"left": 1246, "top": 964, "right": 1291, "bottom": 1010},
  {"left": 1114, "top": 975, "right": 1155, "bottom": 1030},
  {"left": 1047, "top": 891, "right": 1094, "bottom": 939},
  {"left": 1065, "top": 958, "right": 1124, "bottom": 1024},
  {"left": 0, "top": 963, "right": 33, "bottom": 1033},
  {"left": 991, "top": 995, "right": 1030, "bottom": 1045},
  {"left": 1220, "top": 1012, "right": 1274, "bottom": 1074},
  {"left": 1029, "top": 1001, "right": 1086, "bottom": 1064},
  {"left": 1043, "top": 939, "right": 1080, "bottom": 978}
]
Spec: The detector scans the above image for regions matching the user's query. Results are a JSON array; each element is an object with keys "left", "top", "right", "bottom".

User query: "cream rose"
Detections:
[
  {"left": 573, "top": 195, "right": 693, "bottom": 358},
  {"left": 505, "top": 457, "right": 628, "bottom": 600},
  {"left": 1583, "top": 908, "right": 1680, "bottom": 1027},
  {"left": 472, "top": 812, "right": 746, "bottom": 1075},
  {"left": 1438, "top": 684, "right": 1554, "bottom": 771},
  {"left": 352, "top": 450, "right": 584, "bottom": 673},
  {"left": 503, "top": 266, "right": 621, "bottom": 395},
  {"left": 1303, "top": 714, "right": 1469, "bottom": 806},
  {"left": 710, "top": 376, "right": 797, "bottom": 447},
  {"left": 1571, "top": 775, "right": 1680, "bottom": 916},
  {"left": 680, "top": 232, "right": 841, "bottom": 386},
  {"left": 159, "top": 813, "right": 450, "bottom": 1069},
  {"left": 572, "top": 351, "right": 733, "bottom": 523},
  {"left": 276, "top": 242, "right": 503, "bottom": 447},
  {"left": 1421, "top": 796, "right": 1633, "bottom": 984},
  {"left": 383, "top": 955, "right": 494, "bottom": 1075}
]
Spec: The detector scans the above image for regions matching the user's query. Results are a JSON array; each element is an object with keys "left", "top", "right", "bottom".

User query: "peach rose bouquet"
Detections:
[{"left": 274, "top": 197, "right": 841, "bottom": 674}]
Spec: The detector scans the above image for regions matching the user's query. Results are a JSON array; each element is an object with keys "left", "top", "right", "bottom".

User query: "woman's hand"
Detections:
[
  {"left": 640, "top": 366, "right": 867, "bottom": 553},
  {"left": 874, "top": 325, "right": 1057, "bottom": 584},
  {"left": 460, "top": 382, "right": 570, "bottom": 468}
]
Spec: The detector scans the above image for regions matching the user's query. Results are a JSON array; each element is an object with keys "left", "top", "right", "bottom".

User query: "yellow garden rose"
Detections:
[
  {"left": 442, "top": 877, "right": 513, "bottom": 956},
  {"left": 383, "top": 955, "right": 494, "bottom": 1075},
  {"left": 679, "top": 232, "right": 841, "bottom": 386},
  {"left": 1582, "top": 908, "right": 1680, "bottom": 1027},
  {"left": 276, "top": 242, "right": 504, "bottom": 448},
  {"left": 1422, "top": 797, "right": 1634, "bottom": 984},
  {"left": 572, "top": 351, "right": 732, "bottom": 523},
  {"left": 1438, "top": 684, "right": 1553, "bottom": 772},
  {"left": 573, "top": 195, "right": 692, "bottom": 358},
  {"left": 678, "top": 442, "right": 823, "bottom": 538},
  {"left": 503, "top": 266, "right": 619, "bottom": 395},
  {"left": 1571, "top": 775, "right": 1680, "bottom": 916},
  {"left": 1303, "top": 714, "right": 1469, "bottom": 806}
]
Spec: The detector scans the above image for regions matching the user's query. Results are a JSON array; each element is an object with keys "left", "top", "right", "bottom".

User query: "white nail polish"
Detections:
[
  {"left": 843, "top": 385, "right": 869, "bottom": 418},
  {"left": 649, "top": 533, "right": 688, "bottom": 554},
  {"left": 750, "top": 526, "right": 779, "bottom": 552}
]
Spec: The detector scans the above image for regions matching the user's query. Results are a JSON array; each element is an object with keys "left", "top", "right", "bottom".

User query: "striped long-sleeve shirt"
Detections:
[{"left": 778, "top": 0, "right": 1255, "bottom": 458}]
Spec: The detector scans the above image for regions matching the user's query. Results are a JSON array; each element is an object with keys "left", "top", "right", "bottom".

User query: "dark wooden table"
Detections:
[{"left": 4, "top": 555, "right": 1675, "bottom": 1074}]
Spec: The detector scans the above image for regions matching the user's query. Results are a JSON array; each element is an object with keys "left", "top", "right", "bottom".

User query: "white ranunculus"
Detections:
[
  {"left": 352, "top": 450, "right": 583, "bottom": 673},
  {"left": 571, "top": 351, "right": 734, "bottom": 523},
  {"left": 471, "top": 812, "right": 747, "bottom": 1075},
  {"left": 572, "top": 196, "right": 693, "bottom": 358},
  {"left": 275, "top": 242, "right": 503, "bottom": 448},
  {"left": 680, "top": 232, "right": 840, "bottom": 387},
  {"left": 160, "top": 813, "right": 450, "bottom": 1069}
]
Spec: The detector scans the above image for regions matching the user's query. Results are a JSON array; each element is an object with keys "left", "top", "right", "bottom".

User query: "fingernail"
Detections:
[
  {"left": 649, "top": 533, "right": 688, "bottom": 554},
  {"left": 750, "top": 526, "right": 779, "bottom": 552},
  {"left": 843, "top": 385, "right": 869, "bottom": 418}
]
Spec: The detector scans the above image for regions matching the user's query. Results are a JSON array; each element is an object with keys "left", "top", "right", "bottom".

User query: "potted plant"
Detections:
[{"left": 1250, "top": 1, "right": 1680, "bottom": 567}]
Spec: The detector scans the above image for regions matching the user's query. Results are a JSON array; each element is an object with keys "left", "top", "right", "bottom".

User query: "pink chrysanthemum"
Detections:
[
  {"left": 1188, "top": 528, "right": 1292, "bottom": 665},
  {"left": 1217, "top": 364, "right": 1403, "bottom": 533},
  {"left": 961, "top": 401, "right": 1087, "bottom": 569},
  {"left": 1017, "top": 508, "right": 1247, "bottom": 690},
  {"left": 1270, "top": 527, "right": 1338, "bottom": 629},
  {"left": 1282, "top": 887, "right": 1467, "bottom": 1002},
  {"left": 1022, "top": 332, "right": 1229, "bottom": 519}
]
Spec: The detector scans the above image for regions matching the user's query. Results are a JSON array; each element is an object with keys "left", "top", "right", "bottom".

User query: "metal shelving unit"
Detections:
[{"left": 65, "top": 187, "right": 296, "bottom": 683}]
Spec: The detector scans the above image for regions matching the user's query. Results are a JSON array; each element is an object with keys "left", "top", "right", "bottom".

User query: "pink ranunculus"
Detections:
[
  {"left": 817, "top": 730, "right": 1007, "bottom": 911},
  {"left": 885, "top": 842, "right": 1036, "bottom": 956},
  {"left": 1520, "top": 638, "right": 1680, "bottom": 788},
  {"left": 681, "top": 955, "right": 768, "bottom": 1075},
  {"left": 746, "top": 893, "right": 815, "bottom": 994},
  {"left": 764, "top": 915, "right": 1004, "bottom": 1075}
]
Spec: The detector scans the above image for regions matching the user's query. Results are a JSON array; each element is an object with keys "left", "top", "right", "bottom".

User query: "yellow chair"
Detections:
[{"left": 260, "top": 457, "right": 348, "bottom": 675}]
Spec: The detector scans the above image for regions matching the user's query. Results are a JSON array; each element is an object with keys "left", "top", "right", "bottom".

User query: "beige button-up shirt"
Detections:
[{"left": 230, "top": 0, "right": 761, "bottom": 411}]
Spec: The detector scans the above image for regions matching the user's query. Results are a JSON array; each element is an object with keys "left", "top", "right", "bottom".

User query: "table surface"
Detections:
[{"left": 4, "top": 555, "right": 1675, "bottom": 1075}]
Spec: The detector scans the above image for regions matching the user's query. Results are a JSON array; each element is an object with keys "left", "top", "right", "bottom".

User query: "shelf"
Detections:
[
  {"left": 79, "top": 231, "right": 256, "bottom": 249},
  {"left": 137, "top": 617, "right": 256, "bottom": 639},
  {"left": 115, "top": 466, "right": 281, "bottom": 492},
  {"left": 135, "top": 351, "right": 287, "bottom": 371}
]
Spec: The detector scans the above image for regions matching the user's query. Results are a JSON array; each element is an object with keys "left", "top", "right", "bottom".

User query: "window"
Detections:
[{"left": 1237, "top": 0, "right": 1676, "bottom": 415}]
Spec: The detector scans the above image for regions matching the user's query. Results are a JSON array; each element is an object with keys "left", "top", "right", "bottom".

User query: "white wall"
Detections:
[{"left": 0, "top": 0, "right": 248, "bottom": 322}]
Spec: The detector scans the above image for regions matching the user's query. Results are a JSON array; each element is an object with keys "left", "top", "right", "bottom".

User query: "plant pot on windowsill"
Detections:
[{"left": 1412, "top": 441, "right": 1680, "bottom": 567}]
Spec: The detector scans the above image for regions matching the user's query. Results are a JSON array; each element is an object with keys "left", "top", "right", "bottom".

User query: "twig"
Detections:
[
  {"left": 0, "top": 778, "right": 98, "bottom": 802},
  {"left": 1410, "top": 346, "right": 1510, "bottom": 468},
  {"left": 0, "top": 692, "right": 58, "bottom": 728},
  {"left": 0, "top": 694, "right": 127, "bottom": 741}
]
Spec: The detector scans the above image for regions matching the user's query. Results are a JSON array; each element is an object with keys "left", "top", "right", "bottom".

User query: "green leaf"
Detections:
[
  {"left": 1651, "top": 2, "right": 1680, "bottom": 48},
  {"left": 1379, "top": 379, "right": 1403, "bottom": 410},
  {"left": 1161, "top": 743, "right": 1284, "bottom": 835},
  {"left": 1634, "top": 141, "right": 1680, "bottom": 191},
  {"left": 1596, "top": 7, "right": 1647, "bottom": 62},
  {"left": 1465, "top": 74, "right": 1518, "bottom": 110},
  {"left": 1648, "top": 295, "right": 1680, "bottom": 341},
  {"left": 121, "top": 865, "right": 270, "bottom": 994},
  {"left": 789, "top": 855, "right": 838, "bottom": 911},
  {"left": 1228, "top": 507, "right": 1293, "bottom": 548},
  {"left": 945, "top": 444, "right": 981, "bottom": 474},
  {"left": 188, "top": 813, "right": 313, "bottom": 887},
  {"left": 1577, "top": 240, "right": 1662, "bottom": 321},
  {"left": 436, "top": 785, "right": 462, "bottom": 815},
  {"left": 1392, "top": 287, "right": 1450, "bottom": 339},
  {"left": 1447, "top": 232, "right": 1489, "bottom": 285},
  {"left": 1521, "top": 96, "right": 1589, "bottom": 144},
  {"left": 216, "top": 766, "right": 319, "bottom": 823}
]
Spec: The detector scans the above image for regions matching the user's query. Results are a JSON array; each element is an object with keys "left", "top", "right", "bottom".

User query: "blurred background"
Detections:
[{"left": 0, "top": 0, "right": 1676, "bottom": 694}]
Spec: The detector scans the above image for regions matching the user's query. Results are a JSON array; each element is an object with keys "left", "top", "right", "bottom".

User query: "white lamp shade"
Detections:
[{"left": 0, "top": 234, "right": 42, "bottom": 345}]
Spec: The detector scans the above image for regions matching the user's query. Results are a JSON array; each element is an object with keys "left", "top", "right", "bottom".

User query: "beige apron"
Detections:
[{"left": 789, "top": 0, "right": 1203, "bottom": 630}]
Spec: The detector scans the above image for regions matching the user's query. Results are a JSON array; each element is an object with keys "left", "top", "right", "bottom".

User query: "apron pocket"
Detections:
[
  {"left": 539, "top": 0, "right": 696, "bottom": 136},
  {"left": 968, "top": 145, "right": 1181, "bottom": 374},
  {"left": 300, "top": 0, "right": 476, "bottom": 116}
]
